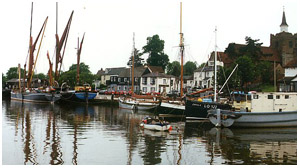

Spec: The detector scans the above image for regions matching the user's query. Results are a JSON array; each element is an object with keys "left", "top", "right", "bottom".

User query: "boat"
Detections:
[
  {"left": 10, "top": 3, "right": 50, "bottom": 103},
  {"left": 140, "top": 117, "right": 172, "bottom": 131},
  {"left": 60, "top": 84, "right": 97, "bottom": 103},
  {"left": 119, "top": 96, "right": 159, "bottom": 111},
  {"left": 156, "top": 2, "right": 186, "bottom": 115},
  {"left": 185, "top": 27, "right": 233, "bottom": 120},
  {"left": 208, "top": 92, "right": 297, "bottom": 127}
]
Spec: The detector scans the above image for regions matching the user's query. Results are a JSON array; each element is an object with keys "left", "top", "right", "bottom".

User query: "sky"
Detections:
[{"left": 0, "top": 0, "right": 298, "bottom": 76}]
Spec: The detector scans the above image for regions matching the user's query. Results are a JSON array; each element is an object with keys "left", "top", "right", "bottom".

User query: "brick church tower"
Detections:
[{"left": 270, "top": 8, "right": 297, "bottom": 67}]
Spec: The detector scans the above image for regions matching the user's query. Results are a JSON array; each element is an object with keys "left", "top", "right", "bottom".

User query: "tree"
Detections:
[
  {"left": 166, "top": 61, "right": 180, "bottom": 77},
  {"left": 239, "top": 36, "right": 263, "bottom": 61},
  {"left": 235, "top": 55, "right": 256, "bottom": 90},
  {"left": 224, "top": 43, "right": 238, "bottom": 60},
  {"left": 6, "top": 67, "right": 24, "bottom": 80},
  {"left": 33, "top": 73, "right": 46, "bottom": 80},
  {"left": 58, "top": 62, "right": 96, "bottom": 87},
  {"left": 127, "top": 48, "right": 144, "bottom": 67},
  {"left": 257, "top": 61, "right": 272, "bottom": 84},
  {"left": 183, "top": 61, "right": 197, "bottom": 76},
  {"left": 143, "top": 35, "right": 169, "bottom": 70}
]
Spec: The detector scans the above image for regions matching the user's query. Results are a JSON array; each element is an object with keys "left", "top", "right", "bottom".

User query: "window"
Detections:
[
  {"left": 253, "top": 95, "right": 259, "bottom": 99},
  {"left": 171, "top": 80, "right": 173, "bottom": 86},
  {"left": 276, "top": 95, "right": 280, "bottom": 99},
  {"left": 163, "top": 79, "right": 167, "bottom": 84},
  {"left": 150, "top": 78, "right": 155, "bottom": 85},
  {"left": 118, "top": 86, "right": 121, "bottom": 90},
  {"left": 151, "top": 87, "right": 155, "bottom": 92},
  {"left": 143, "top": 87, "right": 147, "bottom": 93},
  {"left": 118, "top": 78, "right": 121, "bottom": 82},
  {"left": 289, "top": 41, "right": 293, "bottom": 48},
  {"left": 268, "top": 95, "right": 273, "bottom": 99},
  {"left": 135, "top": 77, "right": 138, "bottom": 82},
  {"left": 142, "top": 77, "right": 147, "bottom": 85},
  {"left": 285, "top": 95, "right": 289, "bottom": 99},
  {"left": 124, "top": 78, "right": 127, "bottom": 82}
]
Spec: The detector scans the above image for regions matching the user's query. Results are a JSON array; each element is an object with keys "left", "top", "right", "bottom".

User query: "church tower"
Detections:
[{"left": 280, "top": 8, "right": 288, "bottom": 32}]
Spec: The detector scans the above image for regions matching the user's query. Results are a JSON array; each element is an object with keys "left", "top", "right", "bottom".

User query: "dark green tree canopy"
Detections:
[
  {"left": 6, "top": 67, "right": 24, "bottom": 80},
  {"left": 239, "top": 36, "right": 263, "bottom": 61},
  {"left": 235, "top": 55, "right": 255, "bottom": 90},
  {"left": 143, "top": 34, "right": 169, "bottom": 70},
  {"left": 127, "top": 48, "right": 144, "bottom": 67},
  {"left": 166, "top": 61, "right": 181, "bottom": 77},
  {"left": 59, "top": 62, "right": 96, "bottom": 87},
  {"left": 183, "top": 61, "right": 197, "bottom": 76}
]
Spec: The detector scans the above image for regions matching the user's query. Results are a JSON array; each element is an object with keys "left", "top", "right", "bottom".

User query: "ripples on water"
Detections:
[{"left": 2, "top": 100, "right": 297, "bottom": 165}]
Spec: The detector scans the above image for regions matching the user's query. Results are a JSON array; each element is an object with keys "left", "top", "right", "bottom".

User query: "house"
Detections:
[
  {"left": 6, "top": 78, "right": 47, "bottom": 90},
  {"left": 141, "top": 72, "right": 177, "bottom": 94},
  {"left": 193, "top": 53, "right": 224, "bottom": 89},
  {"left": 117, "top": 66, "right": 147, "bottom": 93},
  {"left": 101, "top": 67, "right": 126, "bottom": 91},
  {"left": 278, "top": 59, "right": 297, "bottom": 92}
]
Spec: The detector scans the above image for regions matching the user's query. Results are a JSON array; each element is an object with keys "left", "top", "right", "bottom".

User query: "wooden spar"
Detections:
[
  {"left": 18, "top": 64, "right": 21, "bottom": 92},
  {"left": 47, "top": 51, "right": 53, "bottom": 87},
  {"left": 179, "top": 2, "right": 184, "bottom": 97},
  {"left": 131, "top": 33, "right": 135, "bottom": 94},
  {"left": 76, "top": 33, "right": 85, "bottom": 84},
  {"left": 30, "top": 16, "right": 49, "bottom": 84},
  {"left": 54, "top": 11, "right": 74, "bottom": 81},
  {"left": 27, "top": 16, "right": 48, "bottom": 88}
]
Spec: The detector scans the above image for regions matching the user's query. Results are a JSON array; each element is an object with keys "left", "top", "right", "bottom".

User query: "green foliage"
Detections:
[
  {"left": 143, "top": 35, "right": 169, "bottom": 70},
  {"left": 33, "top": 73, "right": 46, "bottom": 80},
  {"left": 127, "top": 48, "right": 144, "bottom": 67},
  {"left": 183, "top": 61, "right": 197, "bottom": 76},
  {"left": 58, "top": 62, "right": 96, "bottom": 87},
  {"left": 166, "top": 61, "right": 181, "bottom": 77},
  {"left": 257, "top": 61, "right": 272, "bottom": 84},
  {"left": 239, "top": 36, "right": 263, "bottom": 61},
  {"left": 217, "top": 65, "right": 239, "bottom": 92},
  {"left": 235, "top": 55, "right": 255, "bottom": 90},
  {"left": 224, "top": 43, "right": 238, "bottom": 60},
  {"left": 6, "top": 67, "right": 24, "bottom": 80}
]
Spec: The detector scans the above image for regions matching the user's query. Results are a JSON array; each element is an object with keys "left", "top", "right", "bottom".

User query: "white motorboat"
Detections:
[
  {"left": 140, "top": 117, "right": 172, "bottom": 131},
  {"left": 118, "top": 97, "right": 159, "bottom": 111}
]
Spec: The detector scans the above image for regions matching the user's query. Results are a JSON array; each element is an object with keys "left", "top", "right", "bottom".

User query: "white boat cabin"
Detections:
[{"left": 232, "top": 92, "right": 297, "bottom": 112}]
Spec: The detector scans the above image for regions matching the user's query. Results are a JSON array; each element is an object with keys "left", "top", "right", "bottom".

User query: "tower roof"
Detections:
[{"left": 280, "top": 11, "right": 288, "bottom": 27}]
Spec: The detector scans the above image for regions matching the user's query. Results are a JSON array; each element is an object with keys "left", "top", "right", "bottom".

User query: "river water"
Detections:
[{"left": 2, "top": 100, "right": 297, "bottom": 165}]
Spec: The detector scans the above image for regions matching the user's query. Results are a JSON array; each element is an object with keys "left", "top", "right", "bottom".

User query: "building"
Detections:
[
  {"left": 141, "top": 72, "right": 177, "bottom": 94},
  {"left": 193, "top": 52, "right": 224, "bottom": 89}
]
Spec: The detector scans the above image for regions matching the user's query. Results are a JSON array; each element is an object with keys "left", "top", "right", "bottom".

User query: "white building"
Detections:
[{"left": 140, "top": 72, "right": 177, "bottom": 94}]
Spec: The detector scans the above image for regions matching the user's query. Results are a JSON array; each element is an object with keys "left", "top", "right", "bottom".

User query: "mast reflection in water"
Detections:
[{"left": 2, "top": 100, "right": 297, "bottom": 165}]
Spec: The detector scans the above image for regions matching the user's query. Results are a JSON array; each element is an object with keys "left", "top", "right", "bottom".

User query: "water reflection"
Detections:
[{"left": 2, "top": 100, "right": 297, "bottom": 165}]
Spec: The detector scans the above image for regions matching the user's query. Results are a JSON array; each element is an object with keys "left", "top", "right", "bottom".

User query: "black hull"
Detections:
[{"left": 185, "top": 100, "right": 231, "bottom": 120}]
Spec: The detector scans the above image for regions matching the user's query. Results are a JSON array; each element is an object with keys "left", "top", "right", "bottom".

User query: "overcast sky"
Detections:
[{"left": 0, "top": 0, "right": 298, "bottom": 76}]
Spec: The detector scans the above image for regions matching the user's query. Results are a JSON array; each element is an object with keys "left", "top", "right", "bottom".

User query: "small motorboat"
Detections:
[{"left": 140, "top": 117, "right": 172, "bottom": 131}]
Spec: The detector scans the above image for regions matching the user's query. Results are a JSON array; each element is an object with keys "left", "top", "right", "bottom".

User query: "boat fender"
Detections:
[{"left": 168, "top": 126, "right": 172, "bottom": 131}]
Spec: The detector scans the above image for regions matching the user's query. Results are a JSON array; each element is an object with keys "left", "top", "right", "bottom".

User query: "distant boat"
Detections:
[
  {"left": 208, "top": 92, "right": 297, "bottom": 127},
  {"left": 119, "top": 96, "right": 159, "bottom": 111},
  {"left": 140, "top": 117, "right": 172, "bottom": 131}
]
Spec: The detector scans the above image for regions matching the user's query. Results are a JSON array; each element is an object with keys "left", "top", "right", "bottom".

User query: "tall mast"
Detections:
[
  {"left": 179, "top": 2, "right": 184, "bottom": 97},
  {"left": 131, "top": 32, "right": 135, "bottom": 94},
  {"left": 214, "top": 27, "right": 217, "bottom": 102},
  {"left": 76, "top": 33, "right": 85, "bottom": 85}
]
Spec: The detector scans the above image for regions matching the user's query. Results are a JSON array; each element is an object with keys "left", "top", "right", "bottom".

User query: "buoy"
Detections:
[{"left": 197, "top": 98, "right": 203, "bottom": 102}]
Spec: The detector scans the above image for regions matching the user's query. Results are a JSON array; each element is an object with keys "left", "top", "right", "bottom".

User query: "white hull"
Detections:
[
  {"left": 209, "top": 110, "right": 297, "bottom": 127},
  {"left": 118, "top": 97, "right": 158, "bottom": 111},
  {"left": 140, "top": 123, "right": 172, "bottom": 131},
  {"left": 160, "top": 102, "right": 185, "bottom": 110}
]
